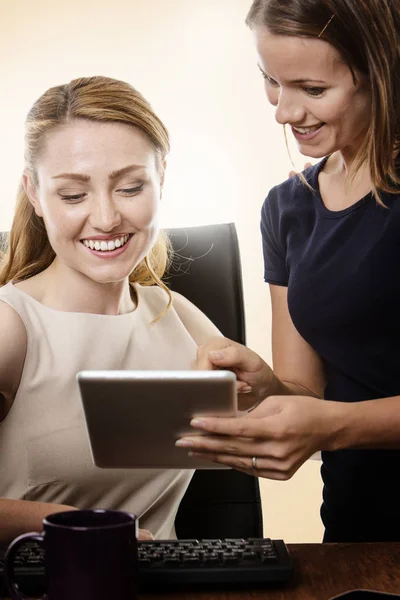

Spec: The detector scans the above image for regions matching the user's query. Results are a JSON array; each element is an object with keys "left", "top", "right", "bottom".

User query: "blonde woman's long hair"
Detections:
[{"left": 0, "top": 76, "right": 173, "bottom": 312}]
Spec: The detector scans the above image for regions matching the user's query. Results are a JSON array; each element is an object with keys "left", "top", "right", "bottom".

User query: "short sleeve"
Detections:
[{"left": 260, "top": 189, "right": 289, "bottom": 286}]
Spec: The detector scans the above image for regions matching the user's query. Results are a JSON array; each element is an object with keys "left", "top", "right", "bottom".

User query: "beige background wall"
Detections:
[{"left": 0, "top": 0, "right": 323, "bottom": 542}]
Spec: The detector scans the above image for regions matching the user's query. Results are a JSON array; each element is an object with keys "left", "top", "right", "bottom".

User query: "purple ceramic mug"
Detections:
[{"left": 4, "top": 509, "right": 138, "bottom": 600}]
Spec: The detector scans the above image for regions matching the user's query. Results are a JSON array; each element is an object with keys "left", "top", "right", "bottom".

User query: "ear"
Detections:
[
  {"left": 23, "top": 172, "right": 43, "bottom": 217},
  {"left": 159, "top": 160, "right": 167, "bottom": 200}
]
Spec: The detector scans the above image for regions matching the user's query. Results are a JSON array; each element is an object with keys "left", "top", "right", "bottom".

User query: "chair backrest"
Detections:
[
  {"left": 165, "top": 223, "right": 246, "bottom": 344},
  {"left": 166, "top": 223, "right": 263, "bottom": 539}
]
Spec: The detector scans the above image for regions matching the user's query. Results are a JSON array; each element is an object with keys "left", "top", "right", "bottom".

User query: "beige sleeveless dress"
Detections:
[{"left": 0, "top": 281, "right": 201, "bottom": 538}]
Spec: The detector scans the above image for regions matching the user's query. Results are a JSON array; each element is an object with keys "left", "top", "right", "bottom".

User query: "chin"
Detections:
[
  {"left": 298, "top": 146, "right": 327, "bottom": 160},
  {"left": 81, "top": 268, "right": 133, "bottom": 286}
]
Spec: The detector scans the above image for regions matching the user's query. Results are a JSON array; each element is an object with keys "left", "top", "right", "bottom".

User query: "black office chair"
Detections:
[
  {"left": 165, "top": 223, "right": 263, "bottom": 539},
  {"left": 0, "top": 225, "right": 263, "bottom": 539}
]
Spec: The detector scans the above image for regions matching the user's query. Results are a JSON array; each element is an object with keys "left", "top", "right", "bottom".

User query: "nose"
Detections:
[
  {"left": 89, "top": 196, "right": 122, "bottom": 232},
  {"left": 274, "top": 89, "right": 306, "bottom": 126}
]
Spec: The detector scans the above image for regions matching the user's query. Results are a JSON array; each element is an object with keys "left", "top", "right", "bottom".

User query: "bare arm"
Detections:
[
  {"left": 0, "top": 302, "right": 76, "bottom": 543},
  {"left": 192, "top": 284, "right": 326, "bottom": 407},
  {"left": 270, "top": 285, "right": 400, "bottom": 449},
  {"left": 0, "top": 302, "right": 154, "bottom": 542},
  {"left": 0, "top": 499, "right": 77, "bottom": 542},
  {"left": 182, "top": 284, "right": 400, "bottom": 475},
  {"left": 0, "top": 301, "right": 27, "bottom": 419},
  {"left": 269, "top": 284, "right": 326, "bottom": 398}
]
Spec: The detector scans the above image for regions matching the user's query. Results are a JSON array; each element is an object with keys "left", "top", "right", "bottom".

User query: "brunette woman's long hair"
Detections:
[{"left": 246, "top": 0, "right": 400, "bottom": 202}]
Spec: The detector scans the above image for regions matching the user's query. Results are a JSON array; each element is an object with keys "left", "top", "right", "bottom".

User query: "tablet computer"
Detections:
[{"left": 77, "top": 370, "right": 237, "bottom": 469}]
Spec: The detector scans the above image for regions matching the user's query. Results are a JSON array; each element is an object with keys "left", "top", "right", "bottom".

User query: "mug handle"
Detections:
[{"left": 4, "top": 532, "right": 45, "bottom": 600}]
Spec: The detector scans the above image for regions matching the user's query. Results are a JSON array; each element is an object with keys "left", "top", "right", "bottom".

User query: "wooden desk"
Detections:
[{"left": 141, "top": 542, "right": 400, "bottom": 600}]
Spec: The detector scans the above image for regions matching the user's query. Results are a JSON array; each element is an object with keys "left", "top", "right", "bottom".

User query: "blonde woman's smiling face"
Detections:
[
  {"left": 26, "top": 119, "right": 163, "bottom": 285},
  {"left": 253, "top": 28, "right": 372, "bottom": 161}
]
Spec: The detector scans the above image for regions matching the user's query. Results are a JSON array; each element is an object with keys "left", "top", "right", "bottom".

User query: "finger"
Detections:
[
  {"left": 138, "top": 528, "right": 154, "bottom": 540},
  {"left": 206, "top": 345, "right": 261, "bottom": 373},
  {"left": 191, "top": 357, "right": 215, "bottom": 371},
  {"left": 175, "top": 434, "right": 264, "bottom": 457},
  {"left": 190, "top": 451, "right": 256, "bottom": 472},
  {"left": 236, "top": 381, "right": 252, "bottom": 394},
  {"left": 192, "top": 354, "right": 217, "bottom": 371},
  {"left": 194, "top": 338, "right": 235, "bottom": 370},
  {"left": 188, "top": 415, "right": 265, "bottom": 438},
  {"left": 288, "top": 163, "right": 313, "bottom": 178},
  {"left": 191, "top": 354, "right": 218, "bottom": 371}
]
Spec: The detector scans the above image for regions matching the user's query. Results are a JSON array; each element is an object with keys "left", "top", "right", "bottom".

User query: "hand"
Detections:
[
  {"left": 288, "top": 161, "right": 312, "bottom": 178},
  {"left": 176, "top": 394, "right": 343, "bottom": 480},
  {"left": 193, "top": 336, "right": 275, "bottom": 408},
  {"left": 138, "top": 529, "right": 154, "bottom": 540}
]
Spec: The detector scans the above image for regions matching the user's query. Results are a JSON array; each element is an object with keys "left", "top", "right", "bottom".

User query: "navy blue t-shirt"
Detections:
[{"left": 261, "top": 158, "right": 400, "bottom": 542}]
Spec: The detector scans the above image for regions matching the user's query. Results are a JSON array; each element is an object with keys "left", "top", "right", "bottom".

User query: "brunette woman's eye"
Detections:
[
  {"left": 262, "top": 73, "right": 279, "bottom": 86},
  {"left": 303, "top": 86, "right": 326, "bottom": 97},
  {"left": 258, "top": 66, "right": 279, "bottom": 86}
]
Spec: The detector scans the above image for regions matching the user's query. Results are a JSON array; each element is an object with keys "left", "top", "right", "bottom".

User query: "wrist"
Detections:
[
  {"left": 322, "top": 400, "right": 358, "bottom": 451},
  {"left": 258, "top": 368, "right": 283, "bottom": 399}
]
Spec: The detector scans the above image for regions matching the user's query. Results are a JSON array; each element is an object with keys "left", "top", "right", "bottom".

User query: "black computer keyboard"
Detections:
[{"left": 0, "top": 537, "right": 292, "bottom": 595}]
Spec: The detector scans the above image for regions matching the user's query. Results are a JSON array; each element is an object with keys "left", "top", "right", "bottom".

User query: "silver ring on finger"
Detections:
[{"left": 251, "top": 456, "right": 258, "bottom": 472}]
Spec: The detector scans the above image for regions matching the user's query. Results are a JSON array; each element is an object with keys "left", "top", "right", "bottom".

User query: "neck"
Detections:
[
  {"left": 37, "top": 260, "right": 136, "bottom": 315},
  {"left": 325, "top": 151, "right": 371, "bottom": 187}
]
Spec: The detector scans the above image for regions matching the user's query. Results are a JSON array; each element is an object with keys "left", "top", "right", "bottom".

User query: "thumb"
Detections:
[
  {"left": 138, "top": 528, "right": 154, "bottom": 540},
  {"left": 207, "top": 345, "right": 260, "bottom": 373}
]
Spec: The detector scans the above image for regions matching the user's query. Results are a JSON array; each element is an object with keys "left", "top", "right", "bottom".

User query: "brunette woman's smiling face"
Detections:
[{"left": 253, "top": 27, "right": 372, "bottom": 162}]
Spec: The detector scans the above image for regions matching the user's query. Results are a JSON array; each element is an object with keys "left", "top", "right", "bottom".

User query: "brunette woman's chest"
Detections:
[{"left": 318, "top": 170, "right": 372, "bottom": 211}]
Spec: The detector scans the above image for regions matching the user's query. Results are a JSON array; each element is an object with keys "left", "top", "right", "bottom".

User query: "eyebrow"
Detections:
[
  {"left": 289, "top": 78, "right": 327, "bottom": 84},
  {"left": 52, "top": 164, "right": 146, "bottom": 182},
  {"left": 257, "top": 65, "right": 327, "bottom": 85}
]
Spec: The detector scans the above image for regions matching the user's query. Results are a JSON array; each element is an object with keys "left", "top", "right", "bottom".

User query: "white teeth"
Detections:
[
  {"left": 82, "top": 235, "right": 130, "bottom": 252},
  {"left": 293, "top": 124, "right": 322, "bottom": 134}
]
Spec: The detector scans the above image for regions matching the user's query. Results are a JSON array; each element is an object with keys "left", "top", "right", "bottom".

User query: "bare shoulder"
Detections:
[
  {"left": 171, "top": 291, "right": 221, "bottom": 346},
  {"left": 0, "top": 300, "right": 27, "bottom": 398}
]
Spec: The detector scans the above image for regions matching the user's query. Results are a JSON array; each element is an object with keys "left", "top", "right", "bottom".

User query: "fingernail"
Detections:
[
  {"left": 240, "top": 386, "right": 252, "bottom": 394},
  {"left": 209, "top": 351, "right": 224, "bottom": 360},
  {"left": 190, "top": 418, "right": 206, "bottom": 428},
  {"left": 175, "top": 439, "right": 193, "bottom": 448}
]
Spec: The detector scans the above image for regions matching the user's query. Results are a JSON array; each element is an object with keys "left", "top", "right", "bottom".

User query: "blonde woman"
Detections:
[
  {"left": 0, "top": 76, "right": 219, "bottom": 543},
  {"left": 177, "top": 0, "right": 400, "bottom": 543}
]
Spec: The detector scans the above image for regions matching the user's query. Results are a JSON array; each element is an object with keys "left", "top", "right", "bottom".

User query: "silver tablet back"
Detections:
[{"left": 77, "top": 370, "right": 237, "bottom": 469}]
